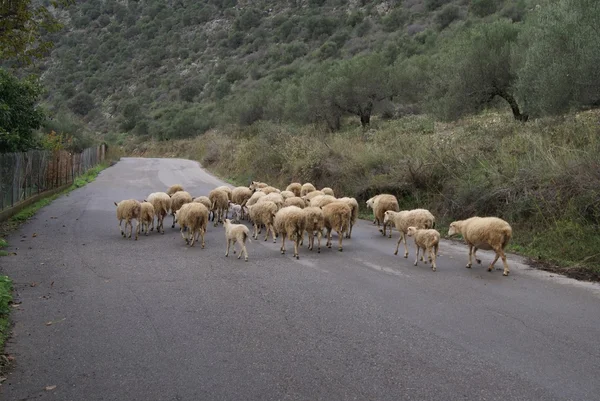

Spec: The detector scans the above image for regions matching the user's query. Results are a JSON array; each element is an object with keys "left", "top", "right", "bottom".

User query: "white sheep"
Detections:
[
  {"left": 249, "top": 181, "right": 269, "bottom": 192},
  {"left": 286, "top": 183, "right": 302, "bottom": 197},
  {"left": 257, "top": 192, "right": 284, "bottom": 210},
  {"left": 114, "top": 199, "right": 141, "bottom": 240},
  {"left": 367, "top": 194, "right": 400, "bottom": 237},
  {"left": 337, "top": 197, "right": 359, "bottom": 239},
  {"left": 383, "top": 209, "right": 436, "bottom": 257},
  {"left": 301, "top": 190, "right": 324, "bottom": 204},
  {"left": 322, "top": 202, "right": 352, "bottom": 252},
  {"left": 170, "top": 191, "right": 193, "bottom": 228},
  {"left": 246, "top": 191, "right": 266, "bottom": 207},
  {"left": 448, "top": 217, "right": 513, "bottom": 276},
  {"left": 274, "top": 206, "right": 306, "bottom": 259},
  {"left": 229, "top": 203, "right": 244, "bottom": 223},
  {"left": 175, "top": 202, "right": 209, "bottom": 248},
  {"left": 303, "top": 206, "right": 325, "bottom": 253},
  {"left": 307, "top": 194, "right": 337, "bottom": 208},
  {"left": 139, "top": 201, "right": 155, "bottom": 236},
  {"left": 300, "top": 182, "right": 316, "bottom": 197},
  {"left": 247, "top": 201, "right": 278, "bottom": 242},
  {"left": 215, "top": 185, "right": 233, "bottom": 201},
  {"left": 223, "top": 219, "right": 250, "bottom": 261},
  {"left": 167, "top": 184, "right": 184, "bottom": 196},
  {"left": 232, "top": 187, "right": 253, "bottom": 219},
  {"left": 406, "top": 227, "right": 440, "bottom": 271},
  {"left": 284, "top": 196, "right": 306, "bottom": 209},
  {"left": 260, "top": 186, "right": 281, "bottom": 195},
  {"left": 321, "top": 187, "right": 335, "bottom": 197},
  {"left": 279, "top": 190, "right": 296, "bottom": 200},
  {"left": 147, "top": 192, "right": 171, "bottom": 234},
  {"left": 209, "top": 188, "right": 229, "bottom": 226}
]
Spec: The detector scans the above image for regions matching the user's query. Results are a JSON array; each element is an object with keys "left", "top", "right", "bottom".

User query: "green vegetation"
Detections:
[{"left": 0, "top": 274, "right": 11, "bottom": 353}]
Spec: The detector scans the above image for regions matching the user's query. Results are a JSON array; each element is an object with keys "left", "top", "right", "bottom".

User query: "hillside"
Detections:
[{"left": 31, "top": 0, "right": 528, "bottom": 138}]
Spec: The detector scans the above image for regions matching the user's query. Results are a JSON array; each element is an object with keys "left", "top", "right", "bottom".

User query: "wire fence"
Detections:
[{"left": 0, "top": 144, "right": 106, "bottom": 211}]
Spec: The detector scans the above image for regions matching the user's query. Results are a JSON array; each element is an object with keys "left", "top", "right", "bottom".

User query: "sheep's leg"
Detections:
[
  {"left": 337, "top": 227, "right": 343, "bottom": 252},
  {"left": 119, "top": 220, "right": 125, "bottom": 237},
  {"left": 414, "top": 243, "right": 420, "bottom": 266},
  {"left": 241, "top": 239, "right": 248, "bottom": 262},
  {"left": 294, "top": 232, "right": 300, "bottom": 259},
  {"left": 430, "top": 246, "right": 437, "bottom": 271},
  {"left": 402, "top": 233, "right": 409, "bottom": 258},
  {"left": 252, "top": 222, "right": 259, "bottom": 240},
  {"left": 308, "top": 230, "right": 313, "bottom": 251},
  {"left": 270, "top": 224, "right": 277, "bottom": 243},
  {"left": 499, "top": 248, "right": 509, "bottom": 276},
  {"left": 394, "top": 235, "right": 402, "bottom": 255},
  {"left": 135, "top": 220, "right": 139, "bottom": 240},
  {"left": 473, "top": 247, "right": 482, "bottom": 264},
  {"left": 225, "top": 238, "right": 231, "bottom": 257},
  {"left": 280, "top": 233, "right": 287, "bottom": 254},
  {"left": 387, "top": 221, "right": 392, "bottom": 238},
  {"left": 316, "top": 230, "right": 322, "bottom": 253},
  {"left": 326, "top": 228, "right": 332, "bottom": 248},
  {"left": 150, "top": 215, "right": 155, "bottom": 232},
  {"left": 180, "top": 227, "right": 189, "bottom": 244},
  {"left": 466, "top": 244, "right": 473, "bottom": 268},
  {"left": 189, "top": 228, "right": 196, "bottom": 247}
]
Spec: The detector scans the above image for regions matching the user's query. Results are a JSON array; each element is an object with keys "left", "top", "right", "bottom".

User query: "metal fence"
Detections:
[{"left": 0, "top": 144, "right": 106, "bottom": 211}]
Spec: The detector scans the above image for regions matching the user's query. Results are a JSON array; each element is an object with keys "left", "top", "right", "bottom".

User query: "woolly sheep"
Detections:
[
  {"left": 246, "top": 191, "right": 266, "bottom": 207},
  {"left": 369, "top": 194, "right": 400, "bottom": 237},
  {"left": 384, "top": 209, "right": 436, "bottom": 257},
  {"left": 321, "top": 187, "right": 335, "bottom": 197},
  {"left": 167, "top": 184, "right": 184, "bottom": 196},
  {"left": 147, "top": 192, "right": 171, "bottom": 234},
  {"left": 274, "top": 206, "right": 306, "bottom": 259},
  {"left": 170, "top": 191, "right": 193, "bottom": 228},
  {"left": 301, "top": 190, "right": 325, "bottom": 203},
  {"left": 175, "top": 203, "right": 209, "bottom": 248},
  {"left": 193, "top": 196, "right": 213, "bottom": 221},
  {"left": 448, "top": 217, "right": 513, "bottom": 276},
  {"left": 300, "top": 183, "right": 316, "bottom": 197},
  {"left": 337, "top": 197, "right": 359, "bottom": 239},
  {"left": 280, "top": 190, "right": 296, "bottom": 200},
  {"left": 232, "top": 187, "right": 253, "bottom": 219},
  {"left": 249, "top": 181, "right": 268, "bottom": 192},
  {"left": 223, "top": 219, "right": 250, "bottom": 261},
  {"left": 229, "top": 202, "right": 244, "bottom": 223},
  {"left": 286, "top": 183, "right": 302, "bottom": 197},
  {"left": 307, "top": 194, "right": 337, "bottom": 208},
  {"left": 114, "top": 199, "right": 141, "bottom": 240},
  {"left": 406, "top": 227, "right": 440, "bottom": 271},
  {"left": 303, "top": 206, "right": 325, "bottom": 253},
  {"left": 257, "top": 192, "right": 284, "bottom": 209},
  {"left": 139, "top": 202, "right": 155, "bottom": 237},
  {"left": 322, "top": 202, "right": 352, "bottom": 252},
  {"left": 209, "top": 189, "right": 229, "bottom": 227},
  {"left": 260, "top": 186, "right": 281, "bottom": 195},
  {"left": 247, "top": 201, "right": 278, "bottom": 242},
  {"left": 215, "top": 186, "right": 233, "bottom": 201},
  {"left": 284, "top": 196, "right": 306, "bottom": 209}
]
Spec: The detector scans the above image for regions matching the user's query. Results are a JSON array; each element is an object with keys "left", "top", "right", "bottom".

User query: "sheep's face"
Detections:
[
  {"left": 383, "top": 211, "right": 393, "bottom": 225},
  {"left": 448, "top": 222, "right": 459, "bottom": 236},
  {"left": 406, "top": 226, "right": 417, "bottom": 237},
  {"left": 366, "top": 198, "right": 374, "bottom": 208}
]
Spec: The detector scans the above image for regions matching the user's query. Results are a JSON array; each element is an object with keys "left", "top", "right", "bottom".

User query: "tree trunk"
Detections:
[
  {"left": 496, "top": 90, "right": 529, "bottom": 122},
  {"left": 359, "top": 101, "right": 373, "bottom": 127}
]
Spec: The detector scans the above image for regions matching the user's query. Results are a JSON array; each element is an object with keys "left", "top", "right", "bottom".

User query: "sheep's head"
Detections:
[
  {"left": 383, "top": 211, "right": 394, "bottom": 225},
  {"left": 366, "top": 197, "right": 375, "bottom": 209},
  {"left": 406, "top": 226, "right": 418, "bottom": 237},
  {"left": 448, "top": 221, "right": 460, "bottom": 236}
]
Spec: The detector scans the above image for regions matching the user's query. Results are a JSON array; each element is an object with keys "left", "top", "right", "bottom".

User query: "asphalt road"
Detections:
[{"left": 2, "top": 157, "right": 600, "bottom": 401}]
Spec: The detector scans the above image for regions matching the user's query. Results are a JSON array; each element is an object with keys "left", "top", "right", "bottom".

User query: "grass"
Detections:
[
  {"left": 0, "top": 236, "right": 12, "bottom": 368},
  {"left": 122, "top": 109, "right": 600, "bottom": 282}
]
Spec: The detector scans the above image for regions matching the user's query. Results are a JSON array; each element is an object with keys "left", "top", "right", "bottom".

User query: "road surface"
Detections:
[{"left": 2, "top": 158, "right": 599, "bottom": 401}]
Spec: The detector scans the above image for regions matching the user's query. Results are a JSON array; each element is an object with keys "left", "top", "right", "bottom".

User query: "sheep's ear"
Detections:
[
  {"left": 143, "top": 199, "right": 147, "bottom": 203},
  {"left": 114, "top": 202, "right": 118, "bottom": 207}
]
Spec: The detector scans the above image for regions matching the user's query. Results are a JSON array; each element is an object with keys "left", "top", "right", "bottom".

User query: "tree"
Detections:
[
  {"left": 299, "top": 65, "right": 342, "bottom": 132},
  {"left": 516, "top": 0, "right": 600, "bottom": 117},
  {"left": 0, "top": 0, "right": 74, "bottom": 65},
  {"left": 429, "top": 20, "right": 528, "bottom": 121},
  {"left": 0, "top": 69, "right": 45, "bottom": 152}
]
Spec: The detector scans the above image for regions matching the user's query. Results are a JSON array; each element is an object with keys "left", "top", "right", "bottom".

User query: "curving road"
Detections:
[{"left": 2, "top": 158, "right": 600, "bottom": 401}]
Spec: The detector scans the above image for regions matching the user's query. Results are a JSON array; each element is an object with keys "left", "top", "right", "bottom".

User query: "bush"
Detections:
[
  {"left": 435, "top": 4, "right": 461, "bottom": 30},
  {"left": 470, "top": 0, "right": 498, "bottom": 18},
  {"left": 425, "top": 0, "right": 452, "bottom": 11},
  {"left": 381, "top": 8, "right": 407, "bottom": 32},
  {"left": 68, "top": 93, "right": 95, "bottom": 116}
]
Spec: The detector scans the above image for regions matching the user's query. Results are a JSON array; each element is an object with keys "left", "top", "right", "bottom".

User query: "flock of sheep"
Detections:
[{"left": 114, "top": 181, "right": 513, "bottom": 275}]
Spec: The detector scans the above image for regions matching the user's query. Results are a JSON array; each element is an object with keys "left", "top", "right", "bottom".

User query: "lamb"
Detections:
[
  {"left": 406, "top": 227, "right": 440, "bottom": 271},
  {"left": 307, "top": 194, "right": 337, "bottom": 208},
  {"left": 321, "top": 187, "right": 335, "bottom": 197},
  {"left": 280, "top": 190, "right": 296, "bottom": 200},
  {"left": 246, "top": 191, "right": 266, "bottom": 207},
  {"left": 286, "top": 183, "right": 302, "bottom": 197},
  {"left": 303, "top": 206, "right": 325, "bottom": 253},
  {"left": 368, "top": 194, "right": 400, "bottom": 237},
  {"left": 229, "top": 202, "right": 244, "bottom": 223},
  {"left": 383, "top": 209, "right": 436, "bottom": 257},
  {"left": 215, "top": 186, "right": 233, "bottom": 201},
  {"left": 274, "top": 206, "right": 306, "bottom": 259},
  {"left": 322, "top": 202, "right": 352, "bottom": 252},
  {"left": 170, "top": 191, "right": 193, "bottom": 228},
  {"left": 209, "top": 188, "right": 229, "bottom": 226},
  {"left": 247, "top": 201, "right": 278, "bottom": 242},
  {"left": 257, "top": 192, "right": 284, "bottom": 210},
  {"left": 146, "top": 192, "right": 171, "bottom": 234},
  {"left": 232, "top": 187, "right": 253, "bottom": 219},
  {"left": 223, "top": 219, "right": 250, "bottom": 261},
  {"left": 167, "top": 184, "right": 184, "bottom": 196},
  {"left": 249, "top": 181, "right": 269, "bottom": 192},
  {"left": 447, "top": 217, "right": 513, "bottom": 276},
  {"left": 300, "top": 182, "right": 317, "bottom": 197},
  {"left": 284, "top": 196, "right": 306, "bottom": 209},
  {"left": 175, "top": 202, "right": 209, "bottom": 248},
  {"left": 260, "top": 186, "right": 281, "bottom": 195},
  {"left": 337, "top": 197, "right": 359, "bottom": 239},
  {"left": 139, "top": 202, "right": 155, "bottom": 236},
  {"left": 114, "top": 199, "right": 141, "bottom": 240}
]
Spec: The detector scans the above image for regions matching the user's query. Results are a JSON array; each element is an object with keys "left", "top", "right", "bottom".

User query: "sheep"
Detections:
[
  {"left": 193, "top": 196, "right": 213, "bottom": 221},
  {"left": 249, "top": 181, "right": 269, "bottom": 192},
  {"left": 368, "top": 194, "right": 400, "bottom": 237},
  {"left": 146, "top": 192, "right": 171, "bottom": 234},
  {"left": 114, "top": 199, "right": 141, "bottom": 240},
  {"left": 260, "top": 186, "right": 281, "bottom": 195},
  {"left": 307, "top": 194, "right": 337, "bottom": 208},
  {"left": 301, "top": 190, "right": 324, "bottom": 203},
  {"left": 322, "top": 202, "right": 352, "bottom": 252},
  {"left": 406, "top": 227, "right": 440, "bottom": 271},
  {"left": 229, "top": 202, "right": 244, "bottom": 223},
  {"left": 167, "top": 184, "right": 184, "bottom": 196},
  {"left": 280, "top": 190, "right": 296, "bottom": 200},
  {"left": 247, "top": 201, "right": 278, "bottom": 242},
  {"left": 257, "top": 192, "right": 284, "bottom": 210},
  {"left": 139, "top": 202, "right": 155, "bottom": 236},
  {"left": 232, "top": 187, "right": 253, "bottom": 219},
  {"left": 215, "top": 186, "right": 233, "bottom": 201},
  {"left": 384, "top": 209, "right": 436, "bottom": 257},
  {"left": 175, "top": 202, "right": 209, "bottom": 248},
  {"left": 209, "top": 188, "right": 229, "bottom": 226},
  {"left": 246, "top": 191, "right": 266, "bottom": 207},
  {"left": 170, "top": 191, "right": 193, "bottom": 228},
  {"left": 337, "top": 197, "right": 359, "bottom": 239},
  {"left": 447, "top": 217, "right": 513, "bottom": 276},
  {"left": 286, "top": 183, "right": 302, "bottom": 197},
  {"left": 303, "top": 206, "right": 325, "bottom": 253},
  {"left": 284, "top": 196, "right": 306, "bottom": 209},
  {"left": 223, "top": 219, "right": 250, "bottom": 261},
  {"left": 274, "top": 206, "right": 306, "bottom": 259},
  {"left": 300, "top": 182, "right": 317, "bottom": 197},
  {"left": 321, "top": 187, "right": 335, "bottom": 197}
]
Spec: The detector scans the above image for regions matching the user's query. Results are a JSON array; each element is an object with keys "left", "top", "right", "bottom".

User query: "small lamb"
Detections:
[
  {"left": 406, "top": 227, "right": 440, "bottom": 271},
  {"left": 223, "top": 219, "right": 250, "bottom": 261}
]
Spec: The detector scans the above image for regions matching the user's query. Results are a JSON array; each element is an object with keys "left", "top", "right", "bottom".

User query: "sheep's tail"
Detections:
[{"left": 502, "top": 226, "right": 513, "bottom": 249}]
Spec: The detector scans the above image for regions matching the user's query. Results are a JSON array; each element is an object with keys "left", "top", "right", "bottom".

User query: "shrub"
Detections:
[{"left": 435, "top": 4, "right": 461, "bottom": 29}]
